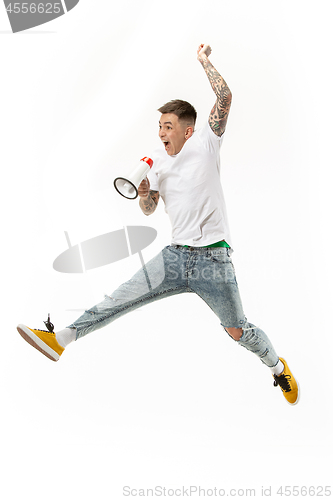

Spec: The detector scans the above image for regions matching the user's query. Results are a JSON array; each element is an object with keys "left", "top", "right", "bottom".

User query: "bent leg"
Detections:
[{"left": 190, "top": 248, "right": 279, "bottom": 368}]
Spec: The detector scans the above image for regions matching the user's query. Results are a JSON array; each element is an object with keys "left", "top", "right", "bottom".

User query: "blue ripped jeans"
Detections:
[{"left": 68, "top": 245, "right": 279, "bottom": 368}]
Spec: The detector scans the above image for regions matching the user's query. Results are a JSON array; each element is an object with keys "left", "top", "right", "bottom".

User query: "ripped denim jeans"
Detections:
[{"left": 67, "top": 245, "right": 279, "bottom": 368}]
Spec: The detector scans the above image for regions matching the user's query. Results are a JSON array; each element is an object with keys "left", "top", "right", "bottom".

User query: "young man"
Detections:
[{"left": 17, "top": 44, "right": 299, "bottom": 405}]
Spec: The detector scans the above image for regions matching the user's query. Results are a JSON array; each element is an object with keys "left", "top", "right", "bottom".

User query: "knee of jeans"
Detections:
[
  {"left": 222, "top": 318, "right": 252, "bottom": 341},
  {"left": 235, "top": 321, "right": 263, "bottom": 348}
]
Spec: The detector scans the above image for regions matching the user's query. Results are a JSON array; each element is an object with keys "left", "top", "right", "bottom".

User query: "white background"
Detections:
[{"left": 1, "top": 0, "right": 332, "bottom": 498}]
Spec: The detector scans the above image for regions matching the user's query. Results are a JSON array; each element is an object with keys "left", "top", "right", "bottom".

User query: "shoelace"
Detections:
[
  {"left": 273, "top": 373, "right": 292, "bottom": 392},
  {"left": 43, "top": 313, "right": 54, "bottom": 333}
]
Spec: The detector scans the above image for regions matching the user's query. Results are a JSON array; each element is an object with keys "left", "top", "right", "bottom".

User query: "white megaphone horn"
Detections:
[{"left": 114, "top": 157, "right": 153, "bottom": 199}]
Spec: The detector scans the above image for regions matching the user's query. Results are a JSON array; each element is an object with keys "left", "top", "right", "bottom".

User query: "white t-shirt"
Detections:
[{"left": 148, "top": 121, "right": 232, "bottom": 248}]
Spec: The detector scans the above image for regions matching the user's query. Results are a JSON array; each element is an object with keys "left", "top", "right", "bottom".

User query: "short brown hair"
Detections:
[{"left": 158, "top": 99, "right": 197, "bottom": 126}]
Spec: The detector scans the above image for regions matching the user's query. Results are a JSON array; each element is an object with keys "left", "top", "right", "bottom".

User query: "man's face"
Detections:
[{"left": 159, "top": 113, "right": 193, "bottom": 156}]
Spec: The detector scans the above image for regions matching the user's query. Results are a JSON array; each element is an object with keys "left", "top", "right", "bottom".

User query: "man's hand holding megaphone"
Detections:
[
  {"left": 138, "top": 177, "right": 160, "bottom": 216},
  {"left": 137, "top": 177, "right": 150, "bottom": 199}
]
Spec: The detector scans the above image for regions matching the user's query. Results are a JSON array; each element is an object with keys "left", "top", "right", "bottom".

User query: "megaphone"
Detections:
[{"left": 114, "top": 157, "right": 153, "bottom": 199}]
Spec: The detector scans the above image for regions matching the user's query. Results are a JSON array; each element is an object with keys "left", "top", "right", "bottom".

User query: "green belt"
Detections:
[{"left": 183, "top": 240, "right": 230, "bottom": 249}]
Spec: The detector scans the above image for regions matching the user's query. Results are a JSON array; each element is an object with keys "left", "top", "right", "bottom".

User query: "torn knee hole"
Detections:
[{"left": 225, "top": 327, "right": 243, "bottom": 341}]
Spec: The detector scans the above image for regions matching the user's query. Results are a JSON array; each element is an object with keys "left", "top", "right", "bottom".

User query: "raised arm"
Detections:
[
  {"left": 197, "top": 44, "right": 232, "bottom": 137},
  {"left": 138, "top": 177, "right": 160, "bottom": 215}
]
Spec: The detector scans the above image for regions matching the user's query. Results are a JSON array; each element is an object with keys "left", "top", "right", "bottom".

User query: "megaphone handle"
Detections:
[{"left": 137, "top": 250, "right": 152, "bottom": 292}]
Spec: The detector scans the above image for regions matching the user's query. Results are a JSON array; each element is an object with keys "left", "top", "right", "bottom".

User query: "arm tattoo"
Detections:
[
  {"left": 200, "top": 58, "right": 232, "bottom": 136},
  {"left": 139, "top": 190, "right": 160, "bottom": 215}
]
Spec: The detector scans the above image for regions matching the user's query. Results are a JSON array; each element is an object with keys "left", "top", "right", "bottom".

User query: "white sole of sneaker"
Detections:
[{"left": 17, "top": 324, "right": 60, "bottom": 362}]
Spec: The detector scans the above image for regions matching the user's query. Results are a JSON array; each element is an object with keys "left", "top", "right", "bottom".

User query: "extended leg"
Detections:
[
  {"left": 17, "top": 246, "right": 188, "bottom": 360},
  {"left": 67, "top": 247, "right": 188, "bottom": 339}
]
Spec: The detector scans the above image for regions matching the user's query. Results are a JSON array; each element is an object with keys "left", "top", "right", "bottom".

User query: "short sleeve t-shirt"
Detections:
[{"left": 148, "top": 121, "right": 232, "bottom": 248}]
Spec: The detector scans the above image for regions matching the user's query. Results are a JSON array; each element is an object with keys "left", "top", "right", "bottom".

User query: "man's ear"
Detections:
[{"left": 185, "top": 126, "right": 194, "bottom": 140}]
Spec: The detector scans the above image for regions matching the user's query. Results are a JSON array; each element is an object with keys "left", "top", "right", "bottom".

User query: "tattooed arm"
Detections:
[
  {"left": 138, "top": 177, "right": 160, "bottom": 215},
  {"left": 197, "top": 44, "right": 232, "bottom": 137}
]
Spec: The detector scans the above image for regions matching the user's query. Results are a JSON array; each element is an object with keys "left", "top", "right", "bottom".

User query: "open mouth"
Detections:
[{"left": 163, "top": 141, "right": 170, "bottom": 150}]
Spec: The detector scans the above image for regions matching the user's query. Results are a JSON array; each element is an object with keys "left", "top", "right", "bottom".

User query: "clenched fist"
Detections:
[{"left": 197, "top": 43, "right": 212, "bottom": 61}]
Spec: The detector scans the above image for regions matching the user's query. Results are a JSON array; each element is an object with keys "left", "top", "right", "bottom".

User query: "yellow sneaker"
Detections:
[
  {"left": 273, "top": 357, "right": 299, "bottom": 405},
  {"left": 17, "top": 315, "right": 64, "bottom": 362}
]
